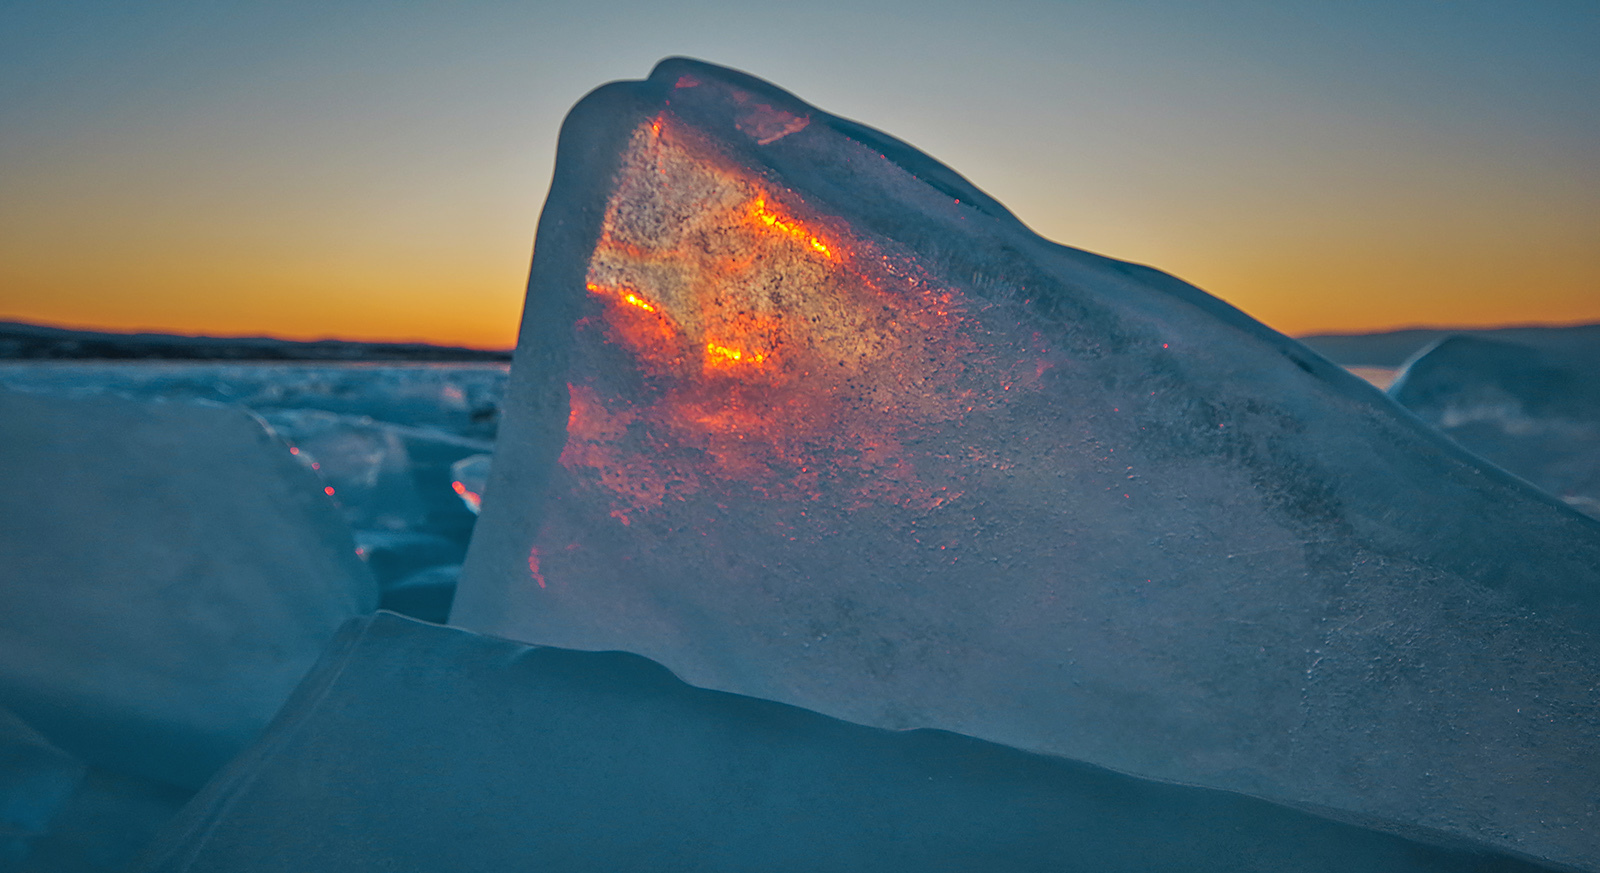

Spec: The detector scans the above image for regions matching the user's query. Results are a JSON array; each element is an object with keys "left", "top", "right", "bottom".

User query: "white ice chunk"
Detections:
[
  {"left": 261, "top": 409, "right": 489, "bottom": 541},
  {"left": 0, "top": 362, "right": 507, "bottom": 443}
]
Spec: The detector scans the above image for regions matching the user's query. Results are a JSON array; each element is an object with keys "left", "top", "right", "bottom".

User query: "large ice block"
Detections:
[
  {"left": 137, "top": 613, "right": 1559, "bottom": 873},
  {"left": 453, "top": 58, "right": 1600, "bottom": 867},
  {"left": 0, "top": 389, "right": 378, "bottom": 791}
]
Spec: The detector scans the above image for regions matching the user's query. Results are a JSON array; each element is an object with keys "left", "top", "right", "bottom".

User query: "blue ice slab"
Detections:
[{"left": 138, "top": 613, "right": 1564, "bottom": 873}]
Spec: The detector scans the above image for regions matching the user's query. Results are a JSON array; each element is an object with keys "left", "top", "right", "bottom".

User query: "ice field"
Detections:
[{"left": 2, "top": 57, "right": 1597, "bottom": 873}]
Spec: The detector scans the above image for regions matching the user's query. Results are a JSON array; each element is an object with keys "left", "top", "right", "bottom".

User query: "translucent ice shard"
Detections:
[
  {"left": 450, "top": 453, "right": 492, "bottom": 515},
  {"left": 453, "top": 59, "right": 1600, "bottom": 868}
]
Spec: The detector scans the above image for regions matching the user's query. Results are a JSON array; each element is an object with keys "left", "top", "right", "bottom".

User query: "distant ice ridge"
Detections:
[
  {"left": 0, "top": 361, "right": 507, "bottom": 442},
  {"left": 137, "top": 612, "right": 1562, "bottom": 873},
  {"left": 1388, "top": 335, "right": 1600, "bottom": 520},
  {"left": 453, "top": 58, "right": 1600, "bottom": 869},
  {"left": 0, "top": 388, "right": 377, "bottom": 869}
]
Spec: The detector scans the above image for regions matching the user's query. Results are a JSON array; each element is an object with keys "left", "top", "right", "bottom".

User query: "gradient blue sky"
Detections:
[{"left": 1, "top": 0, "right": 1595, "bottom": 347}]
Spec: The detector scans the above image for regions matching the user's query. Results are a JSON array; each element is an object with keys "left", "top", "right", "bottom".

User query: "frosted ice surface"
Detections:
[
  {"left": 1389, "top": 336, "right": 1600, "bottom": 520},
  {"left": 0, "top": 362, "right": 500, "bottom": 541},
  {"left": 452, "top": 58, "right": 1600, "bottom": 868},
  {"left": 137, "top": 613, "right": 1559, "bottom": 873},
  {"left": 0, "top": 388, "right": 378, "bottom": 792}
]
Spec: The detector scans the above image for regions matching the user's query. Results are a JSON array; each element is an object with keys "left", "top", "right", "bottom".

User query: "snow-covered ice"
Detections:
[
  {"left": 136, "top": 612, "right": 1558, "bottom": 873},
  {"left": 452, "top": 58, "right": 1600, "bottom": 868}
]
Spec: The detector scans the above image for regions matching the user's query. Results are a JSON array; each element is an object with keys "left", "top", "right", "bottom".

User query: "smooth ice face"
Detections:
[
  {"left": 454, "top": 59, "right": 1600, "bottom": 868},
  {"left": 141, "top": 614, "right": 1561, "bottom": 873},
  {"left": 0, "top": 389, "right": 378, "bottom": 791}
]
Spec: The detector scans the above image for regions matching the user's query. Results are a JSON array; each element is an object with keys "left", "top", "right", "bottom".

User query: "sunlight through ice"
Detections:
[{"left": 454, "top": 58, "right": 1600, "bottom": 869}]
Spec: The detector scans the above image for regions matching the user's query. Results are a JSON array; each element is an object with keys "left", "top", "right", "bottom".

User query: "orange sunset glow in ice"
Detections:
[{"left": 556, "top": 108, "right": 999, "bottom": 527}]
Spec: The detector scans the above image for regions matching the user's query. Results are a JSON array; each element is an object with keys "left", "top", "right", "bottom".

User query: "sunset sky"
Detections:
[{"left": 1, "top": 1, "right": 1595, "bottom": 350}]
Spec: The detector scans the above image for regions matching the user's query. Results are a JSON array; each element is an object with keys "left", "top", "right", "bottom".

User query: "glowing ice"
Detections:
[{"left": 454, "top": 59, "right": 1600, "bottom": 867}]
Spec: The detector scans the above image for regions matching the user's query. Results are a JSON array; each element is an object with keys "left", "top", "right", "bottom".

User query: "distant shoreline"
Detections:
[
  {"left": 1298, "top": 322, "right": 1600, "bottom": 368},
  {"left": 0, "top": 321, "right": 512, "bottom": 363},
  {"left": 5, "top": 318, "right": 1594, "bottom": 367}
]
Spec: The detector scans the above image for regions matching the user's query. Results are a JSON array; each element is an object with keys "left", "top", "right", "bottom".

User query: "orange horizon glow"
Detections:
[
  {"left": 6, "top": 292, "right": 1599, "bottom": 348},
  {"left": 6, "top": 306, "right": 1598, "bottom": 350},
  {"left": 7, "top": 251, "right": 1599, "bottom": 348},
  {"left": 3, "top": 8, "right": 1597, "bottom": 353},
  {"left": 4, "top": 108, "right": 1597, "bottom": 348},
  {"left": 0, "top": 313, "right": 517, "bottom": 350},
  {"left": 7, "top": 171, "right": 1596, "bottom": 345}
]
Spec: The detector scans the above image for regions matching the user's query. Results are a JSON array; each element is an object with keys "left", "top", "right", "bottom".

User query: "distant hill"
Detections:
[
  {"left": 0, "top": 321, "right": 513, "bottom": 362},
  {"left": 1298, "top": 323, "right": 1600, "bottom": 368}
]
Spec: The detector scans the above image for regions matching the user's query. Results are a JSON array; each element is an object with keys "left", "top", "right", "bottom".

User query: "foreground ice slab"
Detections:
[
  {"left": 453, "top": 59, "right": 1600, "bottom": 866},
  {"left": 1389, "top": 336, "right": 1600, "bottom": 519},
  {"left": 137, "top": 613, "right": 1559, "bottom": 873},
  {"left": 0, "top": 389, "right": 378, "bottom": 792}
]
